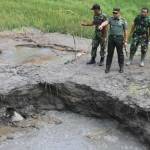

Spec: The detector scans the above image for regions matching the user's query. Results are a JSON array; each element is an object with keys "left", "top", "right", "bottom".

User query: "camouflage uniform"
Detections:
[
  {"left": 91, "top": 14, "right": 107, "bottom": 59},
  {"left": 130, "top": 15, "right": 150, "bottom": 61}
]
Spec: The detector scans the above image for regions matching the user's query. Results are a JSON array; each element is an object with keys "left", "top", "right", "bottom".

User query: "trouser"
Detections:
[
  {"left": 130, "top": 34, "right": 148, "bottom": 61},
  {"left": 91, "top": 32, "right": 106, "bottom": 59},
  {"left": 106, "top": 35, "right": 124, "bottom": 68}
]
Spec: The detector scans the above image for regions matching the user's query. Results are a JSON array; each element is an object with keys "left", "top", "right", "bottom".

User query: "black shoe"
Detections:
[
  {"left": 87, "top": 58, "right": 96, "bottom": 65},
  {"left": 99, "top": 57, "right": 105, "bottom": 66},
  {"left": 105, "top": 66, "right": 110, "bottom": 73},
  {"left": 119, "top": 67, "right": 124, "bottom": 73}
]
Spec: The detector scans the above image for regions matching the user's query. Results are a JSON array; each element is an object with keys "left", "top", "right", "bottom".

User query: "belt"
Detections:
[
  {"left": 109, "top": 35, "right": 123, "bottom": 37},
  {"left": 134, "top": 33, "right": 148, "bottom": 36}
]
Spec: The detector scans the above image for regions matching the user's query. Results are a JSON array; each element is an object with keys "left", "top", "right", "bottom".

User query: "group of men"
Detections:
[{"left": 81, "top": 4, "right": 150, "bottom": 73}]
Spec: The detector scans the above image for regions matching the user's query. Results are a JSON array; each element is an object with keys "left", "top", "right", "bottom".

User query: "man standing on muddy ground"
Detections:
[
  {"left": 81, "top": 4, "right": 107, "bottom": 66},
  {"left": 126, "top": 8, "right": 150, "bottom": 67},
  {"left": 99, "top": 8, "right": 128, "bottom": 73}
]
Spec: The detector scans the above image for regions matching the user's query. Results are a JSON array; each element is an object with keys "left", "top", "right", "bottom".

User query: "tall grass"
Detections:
[{"left": 0, "top": 0, "right": 149, "bottom": 38}]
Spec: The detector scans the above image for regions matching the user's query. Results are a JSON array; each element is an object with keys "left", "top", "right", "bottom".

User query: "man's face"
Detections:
[
  {"left": 141, "top": 9, "right": 148, "bottom": 17},
  {"left": 113, "top": 11, "right": 120, "bottom": 18},
  {"left": 93, "top": 9, "right": 100, "bottom": 15}
]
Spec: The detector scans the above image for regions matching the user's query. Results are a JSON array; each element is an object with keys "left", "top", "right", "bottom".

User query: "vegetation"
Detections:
[{"left": 0, "top": 0, "right": 150, "bottom": 38}]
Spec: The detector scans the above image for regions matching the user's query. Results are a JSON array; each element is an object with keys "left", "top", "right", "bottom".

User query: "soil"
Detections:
[{"left": 0, "top": 28, "right": 150, "bottom": 149}]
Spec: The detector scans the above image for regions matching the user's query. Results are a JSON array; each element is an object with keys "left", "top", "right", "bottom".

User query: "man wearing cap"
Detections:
[
  {"left": 99, "top": 8, "right": 128, "bottom": 73},
  {"left": 126, "top": 8, "right": 150, "bottom": 67},
  {"left": 81, "top": 4, "right": 107, "bottom": 66}
]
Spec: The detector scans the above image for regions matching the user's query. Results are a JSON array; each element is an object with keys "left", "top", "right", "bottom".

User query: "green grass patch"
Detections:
[{"left": 0, "top": 0, "right": 150, "bottom": 38}]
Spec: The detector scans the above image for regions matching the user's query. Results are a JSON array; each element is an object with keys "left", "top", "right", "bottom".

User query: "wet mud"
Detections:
[{"left": 0, "top": 28, "right": 150, "bottom": 149}]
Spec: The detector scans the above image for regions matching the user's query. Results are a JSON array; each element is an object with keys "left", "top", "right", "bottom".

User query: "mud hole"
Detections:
[{"left": 0, "top": 82, "right": 149, "bottom": 150}]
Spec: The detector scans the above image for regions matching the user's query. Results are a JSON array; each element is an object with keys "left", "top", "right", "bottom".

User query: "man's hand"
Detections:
[
  {"left": 99, "top": 25, "right": 103, "bottom": 30},
  {"left": 81, "top": 22, "right": 93, "bottom": 27},
  {"left": 81, "top": 22, "right": 87, "bottom": 26},
  {"left": 99, "top": 21, "right": 109, "bottom": 31},
  {"left": 124, "top": 41, "right": 128, "bottom": 57},
  {"left": 124, "top": 41, "right": 128, "bottom": 48}
]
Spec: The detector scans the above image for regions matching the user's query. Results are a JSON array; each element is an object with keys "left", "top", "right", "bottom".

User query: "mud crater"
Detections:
[
  {"left": 0, "top": 29, "right": 150, "bottom": 149},
  {"left": 0, "top": 81, "right": 149, "bottom": 149}
]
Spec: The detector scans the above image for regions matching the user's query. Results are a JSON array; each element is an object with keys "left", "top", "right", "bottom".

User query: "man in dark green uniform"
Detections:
[
  {"left": 81, "top": 4, "right": 107, "bottom": 66},
  {"left": 99, "top": 8, "right": 128, "bottom": 73},
  {"left": 126, "top": 8, "right": 150, "bottom": 67}
]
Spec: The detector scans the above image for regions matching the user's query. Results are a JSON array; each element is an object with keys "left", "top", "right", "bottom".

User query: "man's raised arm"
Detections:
[
  {"left": 81, "top": 22, "right": 94, "bottom": 26},
  {"left": 99, "top": 20, "right": 109, "bottom": 30}
]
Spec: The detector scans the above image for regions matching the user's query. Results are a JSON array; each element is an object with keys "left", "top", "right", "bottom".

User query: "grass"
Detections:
[{"left": 0, "top": 0, "right": 150, "bottom": 38}]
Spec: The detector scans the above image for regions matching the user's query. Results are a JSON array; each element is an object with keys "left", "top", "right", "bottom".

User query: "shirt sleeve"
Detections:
[
  {"left": 134, "top": 16, "right": 139, "bottom": 25},
  {"left": 147, "top": 17, "right": 150, "bottom": 38},
  {"left": 108, "top": 17, "right": 111, "bottom": 24},
  {"left": 103, "top": 14, "right": 107, "bottom": 21},
  {"left": 123, "top": 20, "right": 128, "bottom": 30},
  {"left": 148, "top": 17, "right": 150, "bottom": 27},
  {"left": 92, "top": 16, "right": 95, "bottom": 25}
]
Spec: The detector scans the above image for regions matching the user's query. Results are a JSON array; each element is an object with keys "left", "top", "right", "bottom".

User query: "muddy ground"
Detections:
[
  {"left": 0, "top": 111, "right": 148, "bottom": 150},
  {"left": 0, "top": 28, "right": 150, "bottom": 149}
]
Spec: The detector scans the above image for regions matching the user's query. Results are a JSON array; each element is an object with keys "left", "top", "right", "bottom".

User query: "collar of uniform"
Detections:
[
  {"left": 112, "top": 16, "right": 121, "bottom": 20},
  {"left": 140, "top": 15, "right": 149, "bottom": 19},
  {"left": 94, "top": 13, "right": 102, "bottom": 17}
]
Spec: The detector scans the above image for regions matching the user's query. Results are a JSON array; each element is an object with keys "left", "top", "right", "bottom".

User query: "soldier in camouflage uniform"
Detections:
[
  {"left": 99, "top": 8, "right": 128, "bottom": 73},
  {"left": 126, "top": 8, "right": 150, "bottom": 67},
  {"left": 81, "top": 4, "right": 107, "bottom": 66}
]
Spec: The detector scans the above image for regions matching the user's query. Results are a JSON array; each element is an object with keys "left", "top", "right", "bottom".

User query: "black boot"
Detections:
[
  {"left": 87, "top": 57, "right": 96, "bottom": 65},
  {"left": 105, "top": 65, "right": 110, "bottom": 73},
  {"left": 99, "top": 57, "right": 105, "bottom": 66},
  {"left": 119, "top": 65, "right": 124, "bottom": 73}
]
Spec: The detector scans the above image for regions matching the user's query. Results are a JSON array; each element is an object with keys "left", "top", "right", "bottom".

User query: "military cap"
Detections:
[
  {"left": 91, "top": 4, "right": 101, "bottom": 10},
  {"left": 113, "top": 8, "right": 120, "bottom": 12}
]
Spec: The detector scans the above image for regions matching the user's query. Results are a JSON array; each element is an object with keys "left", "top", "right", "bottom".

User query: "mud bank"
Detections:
[
  {"left": 0, "top": 28, "right": 150, "bottom": 147},
  {"left": 0, "top": 81, "right": 149, "bottom": 147}
]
